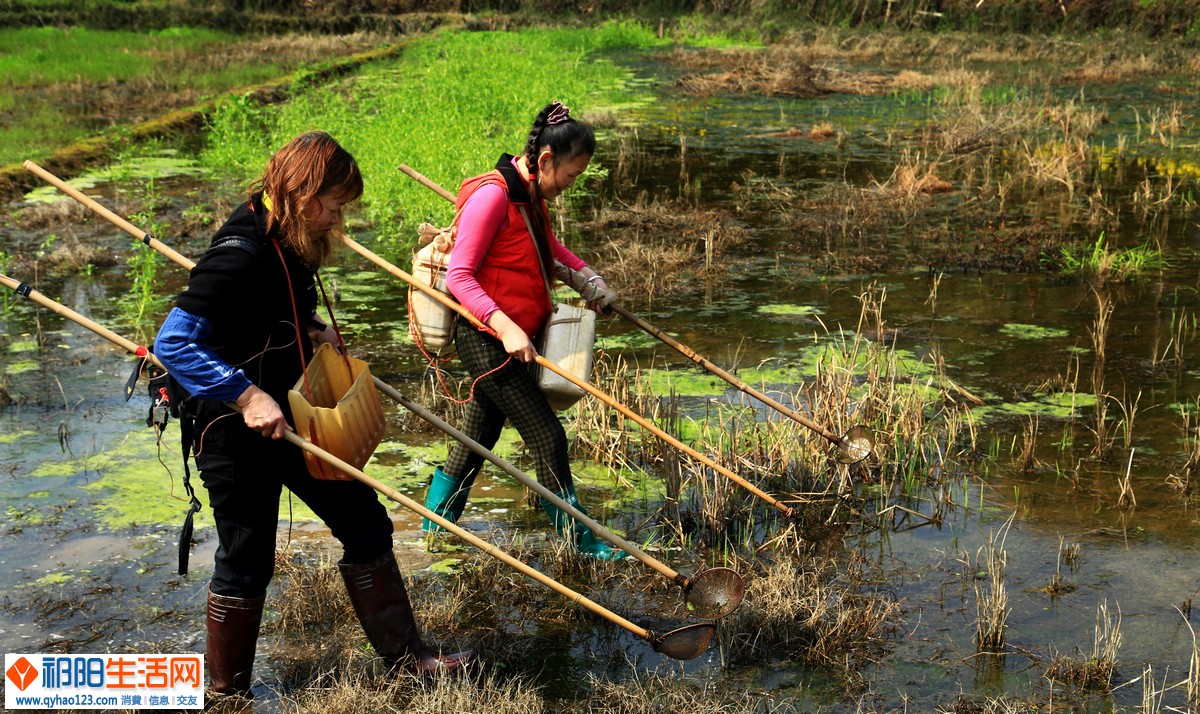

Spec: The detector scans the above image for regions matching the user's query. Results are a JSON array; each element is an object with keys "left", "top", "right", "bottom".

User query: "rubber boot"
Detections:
[
  {"left": 339, "top": 552, "right": 473, "bottom": 674},
  {"left": 539, "top": 485, "right": 628, "bottom": 561},
  {"left": 421, "top": 467, "right": 471, "bottom": 533},
  {"left": 206, "top": 588, "right": 265, "bottom": 697}
]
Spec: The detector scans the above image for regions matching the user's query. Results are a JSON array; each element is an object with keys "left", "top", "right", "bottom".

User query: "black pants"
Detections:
[
  {"left": 444, "top": 322, "right": 573, "bottom": 495},
  {"left": 196, "top": 415, "right": 394, "bottom": 598}
]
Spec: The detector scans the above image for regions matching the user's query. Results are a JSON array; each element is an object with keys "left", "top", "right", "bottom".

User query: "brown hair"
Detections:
[{"left": 251, "top": 131, "right": 363, "bottom": 269}]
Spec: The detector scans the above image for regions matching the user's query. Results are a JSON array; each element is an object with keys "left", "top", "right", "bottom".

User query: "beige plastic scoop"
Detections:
[{"left": 288, "top": 343, "right": 386, "bottom": 480}]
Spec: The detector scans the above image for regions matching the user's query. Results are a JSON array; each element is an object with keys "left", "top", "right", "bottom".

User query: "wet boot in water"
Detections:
[
  {"left": 339, "top": 552, "right": 474, "bottom": 674},
  {"left": 539, "top": 484, "right": 628, "bottom": 561},
  {"left": 421, "top": 466, "right": 472, "bottom": 534},
  {"left": 206, "top": 589, "right": 265, "bottom": 698}
]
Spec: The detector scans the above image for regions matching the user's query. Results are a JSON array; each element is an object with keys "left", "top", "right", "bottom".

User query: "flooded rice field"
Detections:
[{"left": 2, "top": 36, "right": 1200, "bottom": 711}]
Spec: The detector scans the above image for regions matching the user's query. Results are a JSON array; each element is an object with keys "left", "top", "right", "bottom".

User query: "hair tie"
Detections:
[{"left": 546, "top": 101, "right": 571, "bottom": 126}]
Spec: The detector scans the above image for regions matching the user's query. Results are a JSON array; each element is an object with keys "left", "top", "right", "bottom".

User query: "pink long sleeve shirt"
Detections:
[{"left": 446, "top": 162, "right": 586, "bottom": 329}]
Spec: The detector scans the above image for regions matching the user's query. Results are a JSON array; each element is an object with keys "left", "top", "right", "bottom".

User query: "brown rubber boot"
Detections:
[
  {"left": 206, "top": 588, "right": 265, "bottom": 696},
  {"left": 338, "top": 552, "right": 474, "bottom": 674}
]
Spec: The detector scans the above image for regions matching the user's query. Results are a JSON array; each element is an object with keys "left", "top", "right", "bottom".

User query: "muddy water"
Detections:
[{"left": 3, "top": 53, "right": 1200, "bottom": 710}]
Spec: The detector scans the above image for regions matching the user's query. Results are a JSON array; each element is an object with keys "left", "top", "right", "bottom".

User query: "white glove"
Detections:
[{"left": 554, "top": 261, "right": 616, "bottom": 309}]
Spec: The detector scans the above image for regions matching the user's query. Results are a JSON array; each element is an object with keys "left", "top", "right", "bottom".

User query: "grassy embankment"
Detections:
[
  {"left": 0, "top": 26, "right": 395, "bottom": 192},
  {"left": 198, "top": 22, "right": 679, "bottom": 243}
]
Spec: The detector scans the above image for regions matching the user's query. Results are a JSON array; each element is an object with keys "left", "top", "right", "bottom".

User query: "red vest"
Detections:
[{"left": 456, "top": 169, "right": 553, "bottom": 338}]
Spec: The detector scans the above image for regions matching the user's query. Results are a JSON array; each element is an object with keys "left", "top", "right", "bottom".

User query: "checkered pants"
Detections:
[{"left": 443, "top": 321, "right": 573, "bottom": 495}]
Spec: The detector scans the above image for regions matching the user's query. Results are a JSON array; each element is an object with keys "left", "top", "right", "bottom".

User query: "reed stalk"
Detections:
[
  {"left": 1090, "top": 598, "right": 1122, "bottom": 685},
  {"left": 974, "top": 516, "right": 1012, "bottom": 652},
  {"left": 1117, "top": 449, "right": 1137, "bottom": 510}
]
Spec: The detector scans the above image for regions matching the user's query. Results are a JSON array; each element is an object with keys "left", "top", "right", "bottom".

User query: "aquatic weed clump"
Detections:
[
  {"left": 570, "top": 284, "right": 976, "bottom": 554},
  {"left": 1043, "top": 599, "right": 1123, "bottom": 693},
  {"left": 716, "top": 553, "right": 898, "bottom": 672},
  {"left": 582, "top": 193, "right": 750, "bottom": 301}
]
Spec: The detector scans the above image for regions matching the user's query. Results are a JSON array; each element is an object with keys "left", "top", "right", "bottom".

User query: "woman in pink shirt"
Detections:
[{"left": 422, "top": 102, "right": 623, "bottom": 560}]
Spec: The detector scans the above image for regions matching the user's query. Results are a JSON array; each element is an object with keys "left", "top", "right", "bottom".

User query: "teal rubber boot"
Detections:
[
  {"left": 539, "top": 485, "right": 628, "bottom": 561},
  {"left": 421, "top": 467, "right": 470, "bottom": 533}
]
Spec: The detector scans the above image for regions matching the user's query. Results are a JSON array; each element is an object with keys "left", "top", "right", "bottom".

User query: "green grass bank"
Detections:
[{"left": 199, "top": 23, "right": 676, "bottom": 244}]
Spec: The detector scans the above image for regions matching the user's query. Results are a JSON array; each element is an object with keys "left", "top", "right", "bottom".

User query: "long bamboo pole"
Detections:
[
  {"left": 0, "top": 270, "right": 716, "bottom": 657},
  {"left": 399, "top": 164, "right": 877, "bottom": 463},
  {"left": 342, "top": 235, "right": 797, "bottom": 518},
  {"left": 20, "top": 160, "right": 733, "bottom": 598},
  {"left": 395, "top": 164, "right": 798, "bottom": 517}
]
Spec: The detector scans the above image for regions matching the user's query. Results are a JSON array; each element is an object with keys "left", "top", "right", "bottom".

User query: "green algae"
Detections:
[
  {"left": 8, "top": 340, "right": 38, "bottom": 353},
  {"left": 23, "top": 154, "right": 206, "bottom": 205},
  {"left": 5, "top": 505, "right": 44, "bottom": 526},
  {"left": 596, "top": 330, "right": 662, "bottom": 351},
  {"left": 998, "top": 323, "right": 1071, "bottom": 340},
  {"left": 639, "top": 367, "right": 729, "bottom": 397},
  {"left": 365, "top": 462, "right": 433, "bottom": 492},
  {"left": 35, "top": 572, "right": 73, "bottom": 585},
  {"left": 788, "top": 339, "right": 935, "bottom": 381},
  {"left": 970, "top": 391, "right": 1099, "bottom": 421},
  {"left": 0, "top": 429, "right": 34, "bottom": 444},
  {"left": 76, "top": 429, "right": 216, "bottom": 529},
  {"left": 427, "top": 558, "right": 463, "bottom": 575},
  {"left": 5, "top": 359, "right": 39, "bottom": 375},
  {"left": 35, "top": 428, "right": 420, "bottom": 529},
  {"left": 369, "top": 431, "right": 529, "bottom": 492},
  {"left": 756, "top": 303, "right": 823, "bottom": 317}
]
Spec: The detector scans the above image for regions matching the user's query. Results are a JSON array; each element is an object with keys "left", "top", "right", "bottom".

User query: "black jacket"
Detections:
[{"left": 175, "top": 194, "right": 318, "bottom": 412}]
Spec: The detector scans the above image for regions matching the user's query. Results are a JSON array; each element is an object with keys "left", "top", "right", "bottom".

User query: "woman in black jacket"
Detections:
[{"left": 155, "top": 131, "right": 471, "bottom": 697}]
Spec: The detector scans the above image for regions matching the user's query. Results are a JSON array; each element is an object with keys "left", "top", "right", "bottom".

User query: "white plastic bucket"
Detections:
[
  {"left": 538, "top": 303, "right": 596, "bottom": 411},
  {"left": 408, "top": 238, "right": 456, "bottom": 353}
]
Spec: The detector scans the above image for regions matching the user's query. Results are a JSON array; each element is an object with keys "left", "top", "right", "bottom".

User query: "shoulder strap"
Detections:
[{"left": 517, "top": 206, "right": 553, "bottom": 300}]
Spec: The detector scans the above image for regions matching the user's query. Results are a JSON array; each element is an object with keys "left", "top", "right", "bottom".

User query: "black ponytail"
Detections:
[{"left": 523, "top": 101, "right": 595, "bottom": 178}]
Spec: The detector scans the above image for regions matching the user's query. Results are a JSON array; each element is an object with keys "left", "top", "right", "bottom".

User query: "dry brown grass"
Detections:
[
  {"left": 570, "top": 354, "right": 644, "bottom": 476},
  {"left": 584, "top": 193, "right": 748, "bottom": 301},
  {"left": 762, "top": 122, "right": 837, "bottom": 140},
  {"left": 938, "top": 695, "right": 1041, "bottom": 713},
  {"left": 398, "top": 369, "right": 471, "bottom": 433},
  {"left": 278, "top": 666, "right": 547, "bottom": 714},
  {"left": 581, "top": 670, "right": 782, "bottom": 713},
  {"left": 668, "top": 44, "right": 1008, "bottom": 100},
  {"left": 1043, "top": 599, "right": 1122, "bottom": 691},
  {"left": 663, "top": 46, "right": 824, "bottom": 98},
  {"left": 780, "top": 27, "right": 1192, "bottom": 81},
  {"left": 1038, "top": 536, "right": 1078, "bottom": 598},
  {"left": 666, "top": 29, "right": 1194, "bottom": 105},
  {"left": 267, "top": 540, "right": 637, "bottom": 708},
  {"left": 892, "top": 68, "right": 991, "bottom": 94},
  {"left": 718, "top": 554, "right": 898, "bottom": 671},
  {"left": 883, "top": 154, "right": 954, "bottom": 197},
  {"left": 580, "top": 286, "right": 976, "bottom": 550},
  {"left": 974, "top": 519, "right": 1011, "bottom": 652},
  {"left": 23, "top": 33, "right": 387, "bottom": 135},
  {"left": 666, "top": 46, "right": 893, "bottom": 98},
  {"left": 1063, "top": 54, "right": 1158, "bottom": 83}
]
